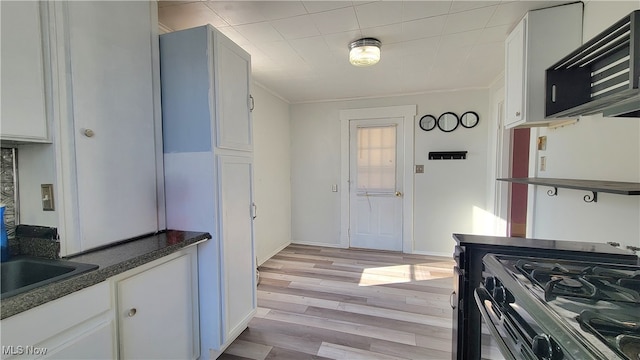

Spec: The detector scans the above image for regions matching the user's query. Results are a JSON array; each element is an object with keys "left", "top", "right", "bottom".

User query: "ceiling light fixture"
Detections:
[{"left": 349, "top": 38, "right": 381, "bottom": 67}]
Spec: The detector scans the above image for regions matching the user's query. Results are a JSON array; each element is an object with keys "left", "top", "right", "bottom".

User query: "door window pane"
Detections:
[{"left": 356, "top": 126, "right": 396, "bottom": 192}]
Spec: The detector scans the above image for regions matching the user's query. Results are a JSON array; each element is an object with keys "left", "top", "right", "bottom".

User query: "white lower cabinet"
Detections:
[
  {"left": 0, "top": 247, "right": 199, "bottom": 360},
  {"left": 218, "top": 155, "right": 257, "bottom": 342},
  {"left": 0, "top": 282, "right": 116, "bottom": 360},
  {"left": 115, "top": 247, "right": 199, "bottom": 360}
]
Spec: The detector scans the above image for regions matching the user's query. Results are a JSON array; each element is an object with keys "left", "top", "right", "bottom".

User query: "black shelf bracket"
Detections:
[
  {"left": 583, "top": 192, "right": 598, "bottom": 203},
  {"left": 547, "top": 187, "right": 558, "bottom": 197}
]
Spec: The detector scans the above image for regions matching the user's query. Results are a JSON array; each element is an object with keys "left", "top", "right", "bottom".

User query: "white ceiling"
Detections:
[{"left": 158, "top": 1, "right": 569, "bottom": 103}]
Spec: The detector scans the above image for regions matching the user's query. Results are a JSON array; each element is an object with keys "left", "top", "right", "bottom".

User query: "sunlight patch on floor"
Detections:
[{"left": 358, "top": 263, "right": 452, "bottom": 286}]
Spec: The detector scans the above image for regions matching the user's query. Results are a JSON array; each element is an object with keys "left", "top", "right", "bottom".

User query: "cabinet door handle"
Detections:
[
  {"left": 515, "top": 111, "right": 521, "bottom": 117},
  {"left": 83, "top": 128, "right": 95, "bottom": 137},
  {"left": 252, "top": 202, "right": 257, "bottom": 220},
  {"left": 127, "top": 308, "right": 137, "bottom": 317},
  {"left": 450, "top": 291, "right": 456, "bottom": 309},
  {"left": 249, "top": 95, "right": 255, "bottom": 112}
]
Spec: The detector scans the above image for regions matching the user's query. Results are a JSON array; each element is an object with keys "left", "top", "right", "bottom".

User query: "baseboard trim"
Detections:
[
  {"left": 258, "top": 241, "right": 291, "bottom": 265},
  {"left": 411, "top": 250, "right": 453, "bottom": 258},
  {"left": 290, "top": 240, "right": 346, "bottom": 249}
]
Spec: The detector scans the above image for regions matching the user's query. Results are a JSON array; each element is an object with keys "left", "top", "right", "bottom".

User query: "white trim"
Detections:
[
  {"left": 257, "top": 241, "right": 290, "bottom": 265},
  {"left": 253, "top": 81, "right": 290, "bottom": 104},
  {"left": 290, "top": 240, "right": 345, "bottom": 249},
  {"left": 526, "top": 128, "right": 539, "bottom": 238},
  {"left": 292, "top": 86, "right": 490, "bottom": 105},
  {"left": 157, "top": 21, "right": 173, "bottom": 35},
  {"left": 411, "top": 250, "right": 454, "bottom": 258},
  {"left": 149, "top": 1, "right": 165, "bottom": 231},
  {"left": 339, "top": 105, "right": 417, "bottom": 253}
]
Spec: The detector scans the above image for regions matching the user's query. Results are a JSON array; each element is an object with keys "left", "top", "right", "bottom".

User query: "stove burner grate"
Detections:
[
  {"left": 545, "top": 276, "right": 597, "bottom": 301},
  {"left": 516, "top": 260, "right": 640, "bottom": 304},
  {"left": 617, "top": 335, "right": 640, "bottom": 360},
  {"left": 578, "top": 310, "right": 640, "bottom": 360}
]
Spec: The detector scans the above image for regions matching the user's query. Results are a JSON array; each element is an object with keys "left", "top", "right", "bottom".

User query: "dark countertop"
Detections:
[
  {"left": 1, "top": 230, "right": 211, "bottom": 319},
  {"left": 454, "top": 233, "right": 638, "bottom": 259}
]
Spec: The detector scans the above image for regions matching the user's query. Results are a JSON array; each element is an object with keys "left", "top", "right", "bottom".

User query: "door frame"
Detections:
[{"left": 339, "top": 105, "right": 416, "bottom": 253}]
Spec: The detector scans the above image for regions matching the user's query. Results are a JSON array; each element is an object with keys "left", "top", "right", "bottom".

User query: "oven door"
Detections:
[{"left": 474, "top": 287, "right": 538, "bottom": 360}]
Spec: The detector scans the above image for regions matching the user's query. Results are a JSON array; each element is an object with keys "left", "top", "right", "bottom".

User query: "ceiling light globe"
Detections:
[{"left": 349, "top": 38, "right": 381, "bottom": 67}]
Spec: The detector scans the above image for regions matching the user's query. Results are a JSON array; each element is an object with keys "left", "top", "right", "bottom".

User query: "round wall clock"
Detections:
[{"left": 419, "top": 114, "right": 437, "bottom": 131}]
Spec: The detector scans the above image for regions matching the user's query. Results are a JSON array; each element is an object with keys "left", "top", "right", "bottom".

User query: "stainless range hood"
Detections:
[{"left": 545, "top": 10, "right": 640, "bottom": 119}]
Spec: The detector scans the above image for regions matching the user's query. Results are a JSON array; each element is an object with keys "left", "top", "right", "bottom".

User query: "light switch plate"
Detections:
[
  {"left": 415, "top": 165, "right": 424, "bottom": 174},
  {"left": 41, "top": 184, "right": 55, "bottom": 211}
]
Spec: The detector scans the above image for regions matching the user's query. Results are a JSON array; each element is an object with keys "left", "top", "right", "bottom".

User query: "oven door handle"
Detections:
[{"left": 474, "top": 287, "right": 519, "bottom": 360}]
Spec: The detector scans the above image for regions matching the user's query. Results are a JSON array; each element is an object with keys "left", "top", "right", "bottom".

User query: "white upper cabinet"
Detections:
[
  {"left": 50, "top": 1, "right": 161, "bottom": 254},
  {"left": 214, "top": 32, "right": 253, "bottom": 151},
  {"left": 0, "top": 1, "right": 50, "bottom": 142},
  {"left": 505, "top": 20, "right": 526, "bottom": 127},
  {"left": 504, "top": 3, "right": 583, "bottom": 129}
]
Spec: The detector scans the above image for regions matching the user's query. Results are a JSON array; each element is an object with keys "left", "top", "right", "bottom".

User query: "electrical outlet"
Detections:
[
  {"left": 415, "top": 165, "right": 424, "bottom": 174},
  {"left": 331, "top": 184, "right": 338, "bottom": 192},
  {"left": 540, "top": 156, "right": 546, "bottom": 171}
]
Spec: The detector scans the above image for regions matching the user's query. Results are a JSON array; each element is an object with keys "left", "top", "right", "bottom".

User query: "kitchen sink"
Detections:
[{"left": 1, "top": 257, "right": 98, "bottom": 299}]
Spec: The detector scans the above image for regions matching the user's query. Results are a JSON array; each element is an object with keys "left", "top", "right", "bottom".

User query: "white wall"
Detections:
[
  {"left": 290, "top": 89, "right": 490, "bottom": 256},
  {"left": 16, "top": 143, "right": 57, "bottom": 227},
  {"left": 530, "top": 1, "right": 640, "bottom": 248},
  {"left": 252, "top": 83, "right": 292, "bottom": 264}
]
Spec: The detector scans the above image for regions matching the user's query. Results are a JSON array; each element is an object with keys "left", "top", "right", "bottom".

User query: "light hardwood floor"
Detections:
[{"left": 219, "top": 244, "right": 502, "bottom": 360}]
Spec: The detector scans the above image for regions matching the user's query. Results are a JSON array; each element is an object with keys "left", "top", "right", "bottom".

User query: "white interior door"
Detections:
[{"left": 349, "top": 118, "right": 404, "bottom": 251}]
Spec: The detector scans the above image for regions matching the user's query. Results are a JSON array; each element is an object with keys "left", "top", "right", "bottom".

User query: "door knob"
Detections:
[
  {"left": 127, "top": 308, "right": 137, "bottom": 317},
  {"left": 395, "top": 191, "right": 403, "bottom": 197},
  {"left": 83, "top": 128, "right": 95, "bottom": 137}
]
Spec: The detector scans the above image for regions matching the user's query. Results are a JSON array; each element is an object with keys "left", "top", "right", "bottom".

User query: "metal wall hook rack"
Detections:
[
  {"left": 547, "top": 188, "right": 558, "bottom": 197},
  {"left": 428, "top": 151, "right": 467, "bottom": 160}
]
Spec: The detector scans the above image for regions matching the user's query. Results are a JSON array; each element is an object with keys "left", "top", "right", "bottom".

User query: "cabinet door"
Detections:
[
  {"left": 48, "top": 321, "right": 115, "bottom": 360},
  {"left": 214, "top": 31, "right": 253, "bottom": 152},
  {"left": 66, "top": 1, "right": 158, "bottom": 250},
  {"left": 504, "top": 17, "right": 526, "bottom": 128},
  {"left": 0, "top": 282, "right": 113, "bottom": 360},
  {"left": 0, "top": 1, "right": 49, "bottom": 142},
  {"left": 118, "top": 251, "right": 199, "bottom": 360},
  {"left": 217, "top": 155, "right": 256, "bottom": 342}
]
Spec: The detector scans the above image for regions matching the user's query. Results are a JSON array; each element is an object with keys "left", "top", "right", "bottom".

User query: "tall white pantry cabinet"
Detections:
[{"left": 159, "top": 25, "right": 257, "bottom": 358}]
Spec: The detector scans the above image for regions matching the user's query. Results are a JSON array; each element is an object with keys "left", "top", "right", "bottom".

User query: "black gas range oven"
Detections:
[
  {"left": 477, "top": 254, "right": 640, "bottom": 359},
  {"left": 452, "top": 234, "right": 639, "bottom": 360}
]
